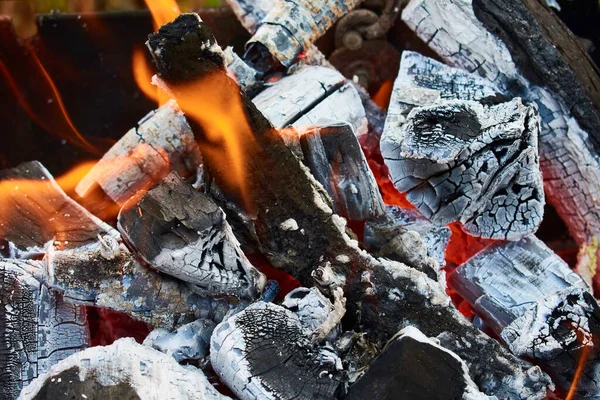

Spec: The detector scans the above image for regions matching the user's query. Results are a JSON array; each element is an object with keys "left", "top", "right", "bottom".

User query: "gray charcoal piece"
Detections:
[
  {"left": 381, "top": 98, "right": 545, "bottom": 240},
  {"left": 345, "top": 326, "right": 487, "bottom": 400},
  {"left": 364, "top": 205, "right": 451, "bottom": 271},
  {"left": 210, "top": 302, "right": 343, "bottom": 400},
  {"left": 19, "top": 337, "right": 230, "bottom": 400},
  {"left": 144, "top": 319, "right": 216, "bottom": 363},
  {"left": 76, "top": 100, "right": 201, "bottom": 205},
  {"left": 451, "top": 235, "right": 600, "bottom": 397},
  {"left": 245, "top": 0, "right": 362, "bottom": 69},
  {"left": 0, "top": 259, "right": 89, "bottom": 400},
  {"left": 300, "top": 122, "right": 384, "bottom": 221},
  {"left": 118, "top": 173, "right": 266, "bottom": 301},
  {"left": 225, "top": 47, "right": 262, "bottom": 96}
]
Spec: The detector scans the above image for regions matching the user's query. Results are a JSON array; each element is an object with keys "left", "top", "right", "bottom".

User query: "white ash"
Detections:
[
  {"left": 279, "top": 218, "right": 299, "bottom": 231},
  {"left": 143, "top": 319, "right": 216, "bottom": 363}
]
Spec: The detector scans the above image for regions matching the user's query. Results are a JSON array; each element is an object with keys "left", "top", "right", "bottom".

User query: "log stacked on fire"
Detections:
[{"left": 1, "top": 0, "right": 600, "bottom": 399}]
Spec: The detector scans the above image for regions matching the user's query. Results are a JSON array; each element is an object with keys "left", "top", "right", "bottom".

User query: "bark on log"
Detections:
[
  {"left": 0, "top": 259, "right": 89, "bottom": 400},
  {"left": 76, "top": 100, "right": 201, "bottom": 206},
  {"left": 210, "top": 302, "right": 343, "bottom": 400},
  {"left": 19, "top": 337, "right": 229, "bottom": 400},
  {"left": 450, "top": 235, "right": 600, "bottom": 397},
  {"left": 146, "top": 14, "right": 553, "bottom": 398},
  {"left": 381, "top": 97, "right": 545, "bottom": 240},
  {"left": 401, "top": 0, "right": 600, "bottom": 247}
]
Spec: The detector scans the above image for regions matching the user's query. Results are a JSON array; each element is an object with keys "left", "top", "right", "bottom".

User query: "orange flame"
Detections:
[
  {"left": 132, "top": 46, "right": 169, "bottom": 107},
  {"left": 372, "top": 80, "right": 394, "bottom": 110},
  {"left": 566, "top": 344, "right": 592, "bottom": 400},
  {"left": 144, "top": 0, "right": 181, "bottom": 30},
  {"left": 0, "top": 44, "right": 99, "bottom": 155}
]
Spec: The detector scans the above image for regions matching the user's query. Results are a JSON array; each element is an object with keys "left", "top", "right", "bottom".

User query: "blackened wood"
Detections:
[
  {"left": 118, "top": 173, "right": 266, "bottom": 301},
  {"left": 20, "top": 338, "right": 229, "bottom": 400},
  {"left": 0, "top": 260, "right": 89, "bottom": 400}
]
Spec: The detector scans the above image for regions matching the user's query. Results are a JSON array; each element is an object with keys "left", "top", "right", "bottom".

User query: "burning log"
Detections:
[
  {"left": 450, "top": 235, "right": 600, "bottom": 397},
  {"left": 0, "top": 161, "right": 114, "bottom": 254},
  {"left": 0, "top": 259, "right": 89, "bottom": 400},
  {"left": 364, "top": 205, "right": 451, "bottom": 279},
  {"left": 76, "top": 100, "right": 201, "bottom": 206},
  {"left": 244, "top": 0, "right": 363, "bottom": 72},
  {"left": 381, "top": 97, "right": 545, "bottom": 240},
  {"left": 300, "top": 122, "right": 384, "bottom": 221},
  {"left": 345, "top": 326, "right": 486, "bottom": 400},
  {"left": 143, "top": 319, "right": 216, "bottom": 363},
  {"left": 146, "top": 14, "right": 553, "bottom": 397},
  {"left": 118, "top": 173, "right": 266, "bottom": 300},
  {"left": 401, "top": 0, "right": 600, "bottom": 250},
  {"left": 252, "top": 66, "right": 368, "bottom": 138},
  {"left": 210, "top": 302, "right": 343, "bottom": 400},
  {"left": 19, "top": 337, "right": 229, "bottom": 400}
]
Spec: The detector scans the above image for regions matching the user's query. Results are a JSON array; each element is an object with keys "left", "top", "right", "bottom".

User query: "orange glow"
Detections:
[
  {"left": 566, "top": 345, "right": 591, "bottom": 400},
  {"left": 55, "top": 161, "right": 97, "bottom": 194},
  {"left": 144, "top": 0, "right": 181, "bottom": 30},
  {"left": 132, "top": 46, "right": 168, "bottom": 106},
  {"left": 372, "top": 80, "right": 394, "bottom": 110},
  {"left": 162, "top": 72, "right": 256, "bottom": 211},
  {"left": 0, "top": 45, "right": 99, "bottom": 155}
]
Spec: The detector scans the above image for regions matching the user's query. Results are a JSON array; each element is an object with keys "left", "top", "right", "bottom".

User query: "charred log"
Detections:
[
  {"left": 76, "top": 100, "right": 201, "bottom": 206},
  {"left": 450, "top": 235, "right": 600, "bottom": 397},
  {"left": 381, "top": 97, "right": 545, "bottom": 240},
  {"left": 19, "top": 337, "right": 229, "bottom": 400},
  {"left": 0, "top": 259, "right": 89, "bottom": 400},
  {"left": 118, "top": 173, "right": 266, "bottom": 300}
]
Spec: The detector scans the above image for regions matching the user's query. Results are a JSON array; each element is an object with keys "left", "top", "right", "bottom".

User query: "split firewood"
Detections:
[
  {"left": 401, "top": 0, "right": 600, "bottom": 249},
  {"left": 143, "top": 319, "right": 216, "bottom": 363},
  {"left": 18, "top": 337, "right": 230, "bottom": 400},
  {"left": 244, "top": 0, "right": 363, "bottom": 72},
  {"left": 118, "top": 173, "right": 266, "bottom": 300},
  {"left": 345, "top": 326, "right": 487, "bottom": 400},
  {"left": 0, "top": 259, "right": 89, "bottom": 400},
  {"left": 224, "top": 47, "right": 262, "bottom": 96},
  {"left": 210, "top": 302, "right": 344, "bottom": 400},
  {"left": 146, "top": 14, "right": 553, "bottom": 397},
  {"left": 364, "top": 205, "right": 451, "bottom": 279},
  {"left": 0, "top": 161, "right": 114, "bottom": 254},
  {"left": 300, "top": 122, "right": 384, "bottom": 221},
  {"left": 381, "top": 97, "right": 545, "bottom": 240},
  {"left": 76, "top": 100, "right": 202, "bottom": 206},
  {"left": 450, "top": 235, "right": 600, "bottom": 397},
  {"left": 252, "top": 66, "right": 368, "bottom": 138}
]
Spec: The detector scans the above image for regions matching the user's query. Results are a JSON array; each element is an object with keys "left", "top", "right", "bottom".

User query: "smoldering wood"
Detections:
[
  {"left": 210, "top": 302, "right": 343, "bottom": 400},
  {"left": 224, "top": 47, "right": 262, "bottom": 96},
  {"left": 450, "top": 235, "right": 600, "bottom": 396},
  {"left": 147, "top": 15, "right": 553, "bottom": 397},
  {"left": 118, "top": 173, "right": 266, "bottom": 301},
  {"left": 47, "top": 237, "right": 241, "bottom": 329},
  {"left": 0, "top": 161, "right": 114, "bottom": 253},
  {"left": 345, "top": 326, "right": 486, "bottom": 400},
  {"left": 244, "top": 0, "right": 363, "bottom": 71},
  {"left": 19, "top": 337, "right": 230, "bottom": 400},
  {"left": 143, "top": 319, "right": 216, "bottom": 363},
  {"left": 0, "top": 259, "right": 89, "bottom": 400},
  {"left": 364, "top": 205, "right": 450, "bottom": 278},
  {"left": 76, "top": 100, "right": 201, "bottom": 206},
  {"left": 300, "top": 123, "right": 384, "bottom": 221},
  {"left": 401, "top": 0, "right": 600, "bottom": 247},
  {"left": 381, "top": 98, "right": 545, "bottom": 240}
]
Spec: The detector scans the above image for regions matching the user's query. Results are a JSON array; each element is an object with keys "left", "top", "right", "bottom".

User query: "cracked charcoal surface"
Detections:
[
  {"left": 210, "top": 302, "right": 342, "bottom": 400},
  {"left": 451, "top": 236, "right": 600, "bottom": 396},
  {"left": 300, "top": 123, "right": 384, "bottom": 221},
  {"left": 76, "top": 100, "right": 201, "bottom": 205},
  {"left": 345, "top": 327, "right": 486, "bottom": 400},
  {"left": 401, "top": 0, "right": 600, "bottom": 246},
  {"left": 19, "top": 338, "right": 229, "bottom": 400},
  {"left": 118, "top": 173, "right": 266, "bottom": 301},
  {"left": 143, "top": 319, "right": 216, "bottom": 363},
  {"left": 381, "top": 98, "right": 545, "bottom": 240},
  {"left": 0, "top": 260, "right": 89, "bottom": 400}
]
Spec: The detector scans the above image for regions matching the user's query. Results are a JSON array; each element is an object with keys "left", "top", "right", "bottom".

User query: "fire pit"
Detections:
[{"left": 1, "top": 0, "right": 600, "bottom": 399}]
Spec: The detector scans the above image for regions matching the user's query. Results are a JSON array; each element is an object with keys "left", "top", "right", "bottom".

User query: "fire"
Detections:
[
  {"left": 132, "top": 46, "right": 168, "bottom": 106},
  {"left": 372, "top": 80, "right": 394, "bottom": 110},
  {"left": 566, "top": 344, "right": 592, "bottom": 400},
  {"left": 144, "top": 0, "right": 181, "bottom": 30}
]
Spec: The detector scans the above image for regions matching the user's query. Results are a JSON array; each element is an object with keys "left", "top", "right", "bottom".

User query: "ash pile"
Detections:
[{"left": 2, "top": 0, "right": 600, "bottom": 399}]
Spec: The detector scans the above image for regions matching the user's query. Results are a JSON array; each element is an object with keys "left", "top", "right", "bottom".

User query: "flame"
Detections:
[
  {"left": 372, "top": 80, "right": 394, "bottom": 110},
  {"left": 0, "top": 44, "right": 99, "bottom": 155},
  {"left": 132, "top": 46, "right": 168, "bottom": 106},
  {"left": 144, "top": 0, "right": 181, "bottom": 29},
  {"left": 566, "top": 344, "right": 592, "bottom": 400},
  {"left": 55, "top": 161, "right": 97, "bottom": 194}
]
